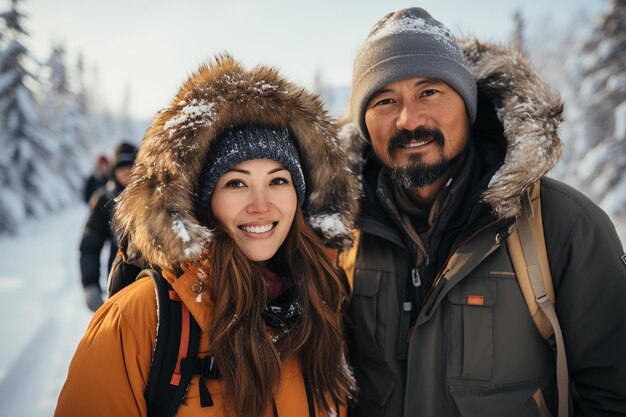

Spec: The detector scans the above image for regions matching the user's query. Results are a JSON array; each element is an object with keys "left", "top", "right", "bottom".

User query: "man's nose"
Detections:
[{"left": 396, "top": 100, "right": 428, "bottom": 132}]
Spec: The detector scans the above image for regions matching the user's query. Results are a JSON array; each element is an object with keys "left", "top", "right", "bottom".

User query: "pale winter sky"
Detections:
[{"left": 25, "top": 0, "right": 609, "bottom": 120}]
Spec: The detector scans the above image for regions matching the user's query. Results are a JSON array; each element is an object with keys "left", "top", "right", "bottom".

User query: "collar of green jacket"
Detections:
[{"left": 360, "top": 139, "right": 500, "bottom": 274}]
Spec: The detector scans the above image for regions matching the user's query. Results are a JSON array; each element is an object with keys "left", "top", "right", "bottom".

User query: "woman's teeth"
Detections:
[{"left": 240, "top": 223, "right": 274, "bottom": 234}]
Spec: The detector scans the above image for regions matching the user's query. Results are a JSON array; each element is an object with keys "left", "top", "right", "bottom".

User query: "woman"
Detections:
[{"left": 54, "top": 55, "right": 359, "bottom": 417}]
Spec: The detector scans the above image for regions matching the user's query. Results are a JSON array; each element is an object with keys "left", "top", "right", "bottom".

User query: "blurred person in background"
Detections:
[
  {"left": 79, "top": 142, "right": 137, "bottom": 312},
  {"left": 83, "top": 153, "right": 111, "bottom": 203}
]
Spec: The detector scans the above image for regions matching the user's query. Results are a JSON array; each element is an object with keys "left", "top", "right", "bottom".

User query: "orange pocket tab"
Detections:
[{"left": 467, "top": 295, "right": 484, "bottom": 306}]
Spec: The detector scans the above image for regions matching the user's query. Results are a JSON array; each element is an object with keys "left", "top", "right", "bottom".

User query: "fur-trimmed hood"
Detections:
[
  {"left": 113, "top": 55, "right": 360, "bottom": 271},
  {"left": 339, "top": 39, "right": 564, "bottom": 220}
]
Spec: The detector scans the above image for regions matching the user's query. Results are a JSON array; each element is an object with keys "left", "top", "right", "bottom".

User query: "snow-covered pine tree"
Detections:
[
  {"left": 0, "top": 0, "right": 59, "bottom": 232},
  {"left": 84, "top": 63, "right": 121, "bottom": 155},
  {"left": 567, "top": 0, "right": 626, "bottom": 233},
  {"left": 74, "top": 52, "right": 105, "bottom": 157},
  {"left": 510, "top": 10, "right": 526, "bottom": 54},
  {"left": 41, "top": 43, "right": 91, "bottom": 199},
  {"left": 0, "top": 1, "right": 25, "bottom": 233}
]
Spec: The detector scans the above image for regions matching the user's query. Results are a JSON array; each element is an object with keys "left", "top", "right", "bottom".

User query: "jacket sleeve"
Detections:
[
  {"left": 79, "top": 191, "right": 112, "bottom": 289},
  {"left": 545, "top": 191, "right": 626, "bottom": 416},
  {"left": 83, "top": 176, "right": 100, "bottom": 203},
  {"left": 54, "top": 280, "right": 156, "bottom": 417}
]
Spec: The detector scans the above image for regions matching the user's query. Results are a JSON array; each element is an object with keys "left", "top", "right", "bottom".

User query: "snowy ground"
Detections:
[{"left": 0, "top": 204, "right": 95, "bottom": 417}]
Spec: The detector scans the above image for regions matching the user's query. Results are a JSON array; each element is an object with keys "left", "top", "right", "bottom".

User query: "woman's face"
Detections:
[{"left": 210, "top": 159, "right": 298, "bottom": 263}]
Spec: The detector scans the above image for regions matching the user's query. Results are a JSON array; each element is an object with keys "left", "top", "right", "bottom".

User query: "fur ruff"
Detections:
[
  {"left": 339, "top": 39, "right": 564, "bottom": 220},
  {"left": 113, "top": 55, "right": 360, "bottom": 270}
]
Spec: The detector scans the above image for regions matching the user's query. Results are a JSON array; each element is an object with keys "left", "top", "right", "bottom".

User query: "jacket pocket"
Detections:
[
  {"left": 447, "top": 277, "right": 497, "bottom": 380},
  {"left": 449, "top": 384, "right": 541, "bottom": 417},
  {"left": 351, "top": 269, "right": 382, "bottom": 360}
]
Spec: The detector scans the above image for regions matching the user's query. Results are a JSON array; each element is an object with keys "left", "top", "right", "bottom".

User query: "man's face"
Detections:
[{"left": 364, "top": 76, "right": 470, "bottom": 188}]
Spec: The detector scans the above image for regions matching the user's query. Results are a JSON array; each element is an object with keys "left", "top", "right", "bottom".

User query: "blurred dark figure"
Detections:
[
  {"left": 79, "top": 142, "right": 137, "bottom": 312},
  {"left": 83, "top": 154, "right": 111, "bottom": 203}
]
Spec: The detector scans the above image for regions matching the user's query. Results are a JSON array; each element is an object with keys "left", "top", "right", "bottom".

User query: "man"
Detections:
[
  {"left": 340, "top": 7, "right": 626, "bottom": 417},
  {"left": 80, "top": 142, "right": 136, "bottom": 311}
]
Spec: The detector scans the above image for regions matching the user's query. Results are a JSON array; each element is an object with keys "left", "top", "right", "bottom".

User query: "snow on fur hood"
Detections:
[
  {"left": 338, "top": 39, "right": 564, "bottom": 220},
  {"left": 113, "top": 55, "right": 360, "bottom": 271}
]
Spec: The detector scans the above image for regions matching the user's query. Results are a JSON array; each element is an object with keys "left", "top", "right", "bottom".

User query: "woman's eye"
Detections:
[
  {"left": 225, "top": 179, "right": 245, "bottom": 188},
  {"left": 270, "top": 177, "right": 289, "bottom": 186}
]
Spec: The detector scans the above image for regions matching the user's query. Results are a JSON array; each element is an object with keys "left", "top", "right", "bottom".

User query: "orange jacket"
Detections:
[{"left": 54, "top": 270, "right": 346, "bottom": 417}]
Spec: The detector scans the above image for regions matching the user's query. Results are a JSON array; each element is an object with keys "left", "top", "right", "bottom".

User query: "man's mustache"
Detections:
[{"left": 387, "top": 127, "right": 445, "bottom": 157}]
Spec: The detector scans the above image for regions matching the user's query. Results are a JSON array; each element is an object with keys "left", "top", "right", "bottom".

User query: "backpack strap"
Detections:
[
  {"left": 142, "top": 269, "right": 210, "bottom": 417},
  {"left": 107, "top": 236, "right": 149, "bottom": 297},
  {"left": 507, "top": 182, "right": 555, "bottom": 339},
  {"left": 506, "top": 181, "right": 570, "bottom": 417}
]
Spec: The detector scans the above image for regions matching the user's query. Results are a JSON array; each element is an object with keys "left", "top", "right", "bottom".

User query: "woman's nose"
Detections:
[{"left": 246, "top": 188, "right": 270, "bottom": 213}]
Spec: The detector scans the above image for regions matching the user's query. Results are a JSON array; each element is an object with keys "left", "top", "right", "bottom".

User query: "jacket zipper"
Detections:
[{"left": 422, "top": 218, "right": 500, "bottom": 305}]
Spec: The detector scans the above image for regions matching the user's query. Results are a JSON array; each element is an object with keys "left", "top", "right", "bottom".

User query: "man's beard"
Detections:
[{"left": 385, "top": 127, "right": 451, "bottom": 189}]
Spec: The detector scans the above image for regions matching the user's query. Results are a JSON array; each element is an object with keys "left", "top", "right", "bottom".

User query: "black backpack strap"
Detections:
[
  {"left": 143, "top": 270, "right": 204, "bottom": 417},
  {"left": 107, "top": 237, "right": 150, "bottom": 297},
  {"left": 107, "top": 251, "right": 144, "bottom": 297},
  {"left": 304, "top": 376, "right": 316, "bottom": 417}
]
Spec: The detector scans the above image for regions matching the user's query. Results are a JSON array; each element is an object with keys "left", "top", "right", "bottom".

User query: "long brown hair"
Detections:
[{"left": 195, "top": 209, "right": 355, "bottom": 417}]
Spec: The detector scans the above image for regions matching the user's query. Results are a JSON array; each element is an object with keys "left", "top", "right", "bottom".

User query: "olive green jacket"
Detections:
[{"left": 339, "top": 39, "right": 626, "bottom": 417}]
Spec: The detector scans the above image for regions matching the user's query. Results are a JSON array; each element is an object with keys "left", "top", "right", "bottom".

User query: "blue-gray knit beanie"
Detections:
[
  {"left": 197, "top": 126, "right": 306, "bottom": 210},
  {"left": 350, "top": 7, "right": 477, "bottom": 140}
]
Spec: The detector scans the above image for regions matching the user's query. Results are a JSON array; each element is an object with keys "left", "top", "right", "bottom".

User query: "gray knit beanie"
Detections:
[
  {"left": 350, "top": 7, "right": 477, "bottom": 140},
  {"left": 197, "top": 126, "right": 306, "bottom": 211}
]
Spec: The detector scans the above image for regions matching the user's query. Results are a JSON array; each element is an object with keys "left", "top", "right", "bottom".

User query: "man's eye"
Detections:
[
  {"left": 374, "top": 98, "right": 395, "bottom": 106},
  {"left": 225, "top": 179, "right": 245, "bottom": 188},
  {"left": 270, "top": 177, "right": 289, "bottom": 186},
  {"left": 421, "top": 89, "right": 438, "bottom": 97}
]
